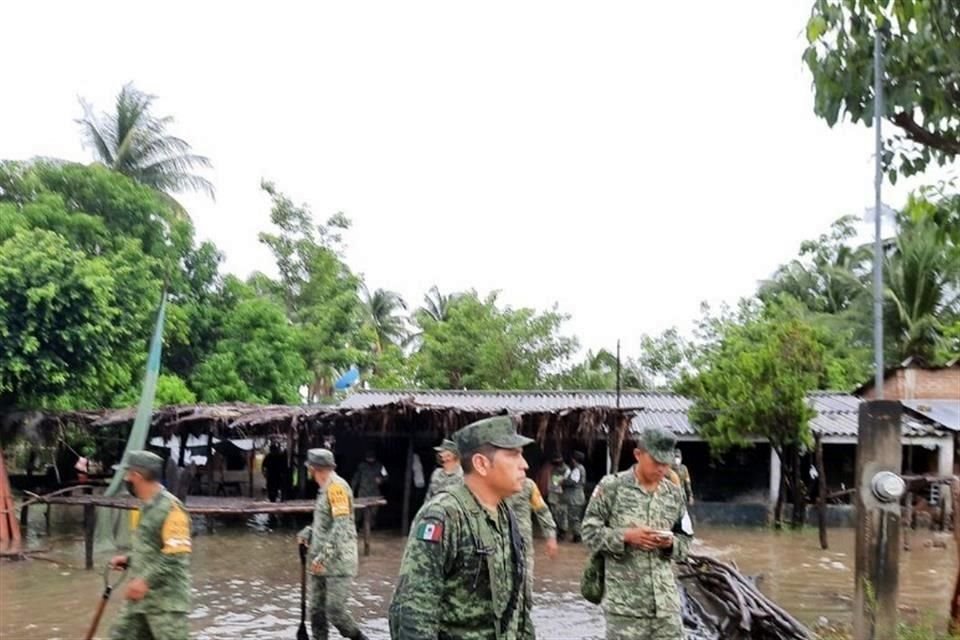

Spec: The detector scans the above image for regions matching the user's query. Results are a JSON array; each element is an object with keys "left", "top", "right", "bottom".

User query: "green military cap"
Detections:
[
  {"left": 636, "top": 427, "right": 677, "bottom": 464},
  {"left": 305, "top": 448, "right": 336, "bottom": 469},
  {"left": 453, "top": 416, "right": 533, "bottom": 454},
  {"left": 433, "top": 439, "right": 460, "bottom": 456},
  {"left": 114, "top": 450, "right": 164, "bottom": 476}
]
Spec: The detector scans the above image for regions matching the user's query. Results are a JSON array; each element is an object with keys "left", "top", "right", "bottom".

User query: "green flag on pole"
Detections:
[{"left": 97, "top": 291, "right": 167, "bottom": 548}]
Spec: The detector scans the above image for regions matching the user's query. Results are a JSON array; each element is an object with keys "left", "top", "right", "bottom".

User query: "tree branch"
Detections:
[{"left": 891, "top": 111, "right": 960, "bottom": 156}]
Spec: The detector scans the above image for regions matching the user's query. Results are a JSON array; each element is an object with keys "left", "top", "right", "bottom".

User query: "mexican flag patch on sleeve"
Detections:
[{"left": 416, "top": 520, "right": 443, "bottom": 543}]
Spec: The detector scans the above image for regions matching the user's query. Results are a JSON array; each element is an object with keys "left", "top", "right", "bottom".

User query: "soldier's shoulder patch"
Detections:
[
  {"left": 328, "top": 482, "right": 352, "bottom": 518},
  {"left": 160, "top": 504, "right": 192, "bottom": 555},
  {"left": 530, "top": 483, "right": 546, "bottom": 510},
  {"left": 415, "top": 519, "right": 444, "bottom": 543}
]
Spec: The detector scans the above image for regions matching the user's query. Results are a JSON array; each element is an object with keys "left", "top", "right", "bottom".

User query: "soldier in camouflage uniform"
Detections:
[
  {"left": 108, "top": 450, "right": 192, "bottom": 640},
  {"left": 562, "top": 451, "right": 587, "bottom": 542},
  {"left": 298, "top": 449, "right": 367, "bottom": 640},
  {"left": 426, "top": 438, "right": 463, "bottom": 499},
  {"left": 582, "top": 428, "right": 694, "bottom": 640},
  {"left": 546, "top": 455, "right": 568, "bottom": 539},
  {"left": 352, "top": 449, "right": 387, "bottom": 527},
  {"left": 506, "top": 477, "right": 558, "bottom": 597},
  {"left": 389, "top": 416, "right": 534, "bottom": 640},
  {"left": 671, "top": 449, "right": 694, "bottom": 505}
]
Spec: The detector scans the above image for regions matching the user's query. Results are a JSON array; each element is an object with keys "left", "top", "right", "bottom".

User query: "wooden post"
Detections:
[
  {"left": 178, "top": 432, "right": 188, "bottom": 467},
  {"left": 206, "top": 432, "right": 215, "bottom": 496},
  {"left": 815, "top": 433, "right": 828, "bottom": 550},
  {"left": 248, "top": 448, "right": 254, "bottom": 499},
  {"left": 853, "top": 400, "right": 903, "bottom": 640},
  {"left": 83, "top": 503, "right": 95, "bottom": 570},
  {"left": 363, "top": 505, "right": 372, "bottom": 556},
  {"left": 950, "top": 477, "right": 960, "bottom": 635},
  {"left": 297, "top": 425, "right": 308, "bottom": 499},
  {"left": 401, "top": 437, "right": 414, "bottom": 536}
]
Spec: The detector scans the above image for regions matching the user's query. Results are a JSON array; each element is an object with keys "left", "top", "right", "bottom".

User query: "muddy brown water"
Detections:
[{"left": 0, "top": 516, "right": 954, "bottom": 639}]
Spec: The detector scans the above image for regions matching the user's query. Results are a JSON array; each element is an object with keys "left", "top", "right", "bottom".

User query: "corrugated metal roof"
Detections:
[
  {"left": 338, "top": 389, "right": 946, "bottom": 440},
  {"left": 902, "top": 399, "right": 960, "bottom": 432},
  {"left": 337, "top": 390, "right": 690, "bottom": 412}
]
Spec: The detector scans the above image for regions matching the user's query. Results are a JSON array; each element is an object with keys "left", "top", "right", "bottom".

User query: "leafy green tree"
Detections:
[
  {"left": 804, "top": 0, "right": 960, "bottom": 180},
  {"left": 414, "top": 291, "right": 577, "bottom": 389},
  {"left": 679, "top": 301, "right": 829, "bottom": 527},
  {"left": 258, "top": 180, "right": 368, "bottom": 401},
  {"left": 114, "top": 373, "right": 197, "bottom": 407},
  {"left": 77, "top": 83, "right": 214, "bottom": 204},
  {"left": 191, "top": 297, "right": 307, "bottom": 404},
  {"left": 419, "top": 286, "right": 459, "bottom": 323},
  {"left": 550, "top": 349, "right": 645, "bottom": 391},
  {"left": 0, "top": 229, "right": 129, "bottom": 409},
  {"left": 636, "top": 328, "right": 694, "bottom": 390}
]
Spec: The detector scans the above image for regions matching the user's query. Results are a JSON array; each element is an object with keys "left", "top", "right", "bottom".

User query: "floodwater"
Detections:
[{"left": 0, "top": 515, "right": 955, "bottom": 640}]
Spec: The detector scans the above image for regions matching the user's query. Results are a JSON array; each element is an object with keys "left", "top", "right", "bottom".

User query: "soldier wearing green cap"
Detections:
[
  {"left": 426, "top": 438, "right": 463, "bottom": 500},
  {"left": 297, "top": 448, "right": 367, "bottom": 640},
  {"left": 108, "top": 450, "right": 192, "bottom": 640},
  {"left": 389, "top": 416, "right": 535, "bottom": 639},
  {"left": 582, "top": 428, "right": 694, "bottom": 640}
]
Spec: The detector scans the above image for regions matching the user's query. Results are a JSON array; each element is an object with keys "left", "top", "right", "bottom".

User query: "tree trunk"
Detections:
[
  {"left": 774, "top": 448, "right": 786, "bottom": 529},
  {"left": 791, "top": 444, "right": 805, "bottom": 530}
]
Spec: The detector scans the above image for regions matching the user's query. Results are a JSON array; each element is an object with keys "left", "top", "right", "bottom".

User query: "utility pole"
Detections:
[{"left": 854, "top": 25, "right": 904, "bottom": 640}]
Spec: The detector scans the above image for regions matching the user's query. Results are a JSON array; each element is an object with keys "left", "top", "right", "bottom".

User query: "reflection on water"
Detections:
[{"left": 0, "top": 515, "right": 955, "bottom": 639}]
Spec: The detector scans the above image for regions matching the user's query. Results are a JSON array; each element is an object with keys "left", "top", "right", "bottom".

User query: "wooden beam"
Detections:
[{"left": 83, "top": 503, "right": 95, "bottom": 570}]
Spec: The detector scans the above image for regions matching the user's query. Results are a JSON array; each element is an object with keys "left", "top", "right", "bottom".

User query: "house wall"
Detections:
[{"left": 861, "top": 365, "right": 960, "bottom": 400}]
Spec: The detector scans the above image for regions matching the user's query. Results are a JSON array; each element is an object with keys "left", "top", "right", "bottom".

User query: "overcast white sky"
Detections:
[{"left": 2, "top": 1, "right": 952, "bottom": 358}]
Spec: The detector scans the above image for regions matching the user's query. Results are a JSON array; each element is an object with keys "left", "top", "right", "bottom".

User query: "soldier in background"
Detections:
[
  {"left": 562, "top": 451, "right": 587, "bottom": 542},
  {"left": 507, "top": 476, "right": 558, "bottom": 600},
  {"left": 352, "top": 449, "right": 387, "bottom": 527},
  {"left": 426, "top": 438, "right": 463, "bottom": 499},
  {"left": 389, "top": 416, "right": 534, "bottom": 639},
  {"left": 262, "top": 442, "right": 290, "bottom": 502},
  {"left": 672, "top": 448, "right": 694, "bottom": 506},
  {"left": 582, "top": 429, "right": 694, "bottom": 640},
  {"left": 298, "top": 449, "right": 367, "bottom": 640},
  {"left": 109, "top": 450, "right": 192, "bottom": 640},
  {"left": 547, "top": 454, "right": 569, "bottom": 540}
]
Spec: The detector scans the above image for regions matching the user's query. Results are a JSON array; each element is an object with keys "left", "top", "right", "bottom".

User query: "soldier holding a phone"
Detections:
[{"left": 582, "top": 428, "right": 694, "bottom": 640}]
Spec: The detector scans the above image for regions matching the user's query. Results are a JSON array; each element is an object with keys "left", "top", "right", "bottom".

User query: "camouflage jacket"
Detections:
[
  {"left": 426, "top": 465, "right": 464, "bottom": 500},
  {"left": 389, "top": 483, "right": 532, "bottom": 640},
  {"left": 561, "top": 463, "right": 587, "bottom": 506},
  {"left": 672, "top": 463, "right": 693, "bottom": 502},
  {"left": 352, "top": 460, "right": 386, "bottom": 497},
  {"left": 547, "top": 465, "right": 567, "bottom": 505},
  {"left": 506, "top": 478, "right": 557, "bottom": 552},
  {"left": 298, "top": 472, "right": 358, "bottom": 577},
  {"left": 581, "top": 468, "right": 693, "bottom": 619},
  {"left": 129, "top": 488, "right": 192, "bottom": 613}
]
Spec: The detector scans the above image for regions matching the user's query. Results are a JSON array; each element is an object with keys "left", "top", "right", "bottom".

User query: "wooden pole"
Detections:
[
  {"left": 0, "top": 450, "right": 22, "bottom": 556},
  {"left": 83, "top": 503, "right": 95, "bottom": 570},
  {"left": 248, "top": 448, "right": 254, "bottom": 499},
  {"left": 815, "top": 433, "right": 828, "bottom": 550},
  {"left": 401, "top": 436, "right": 414, "bottom": 536},
  {"left": 206, "top": 432, "right": 214, "bottom": 496},
  {"left": 853, "top": 400, "right": 902, "bottom": 640},
  {"left": 948, "top": 486, "right": 960, "bottom": 633}
]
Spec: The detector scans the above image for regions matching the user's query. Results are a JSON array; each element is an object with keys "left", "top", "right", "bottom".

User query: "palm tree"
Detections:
[
  {"left": 77, "top": 83, "right": 214, "bottom": 207},
  {"left": 362, "top": 286, "right": 409, "bottom": 354},
  {"left": 420, "top": 286, "right": 457, "bottom": 323},
  {"left": 885, "top": 221, "right": 960, "bottom": 361}
]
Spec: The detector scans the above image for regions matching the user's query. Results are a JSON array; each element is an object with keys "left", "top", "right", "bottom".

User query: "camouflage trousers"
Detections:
[
  {"left": 309, "top": 575, "right": 362, "bottom": 640},
  {"left": 549, "top": 502, "right": 568, "bottom": 533},
  {"left": 567, "top": 502, "right": 584, "bottom": 539},
  {"left": 605, "top": 613, "right": 684, "bottom": 640},
  {"left": 110, "top": 607, "right": 189, "bottom": 640}
]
